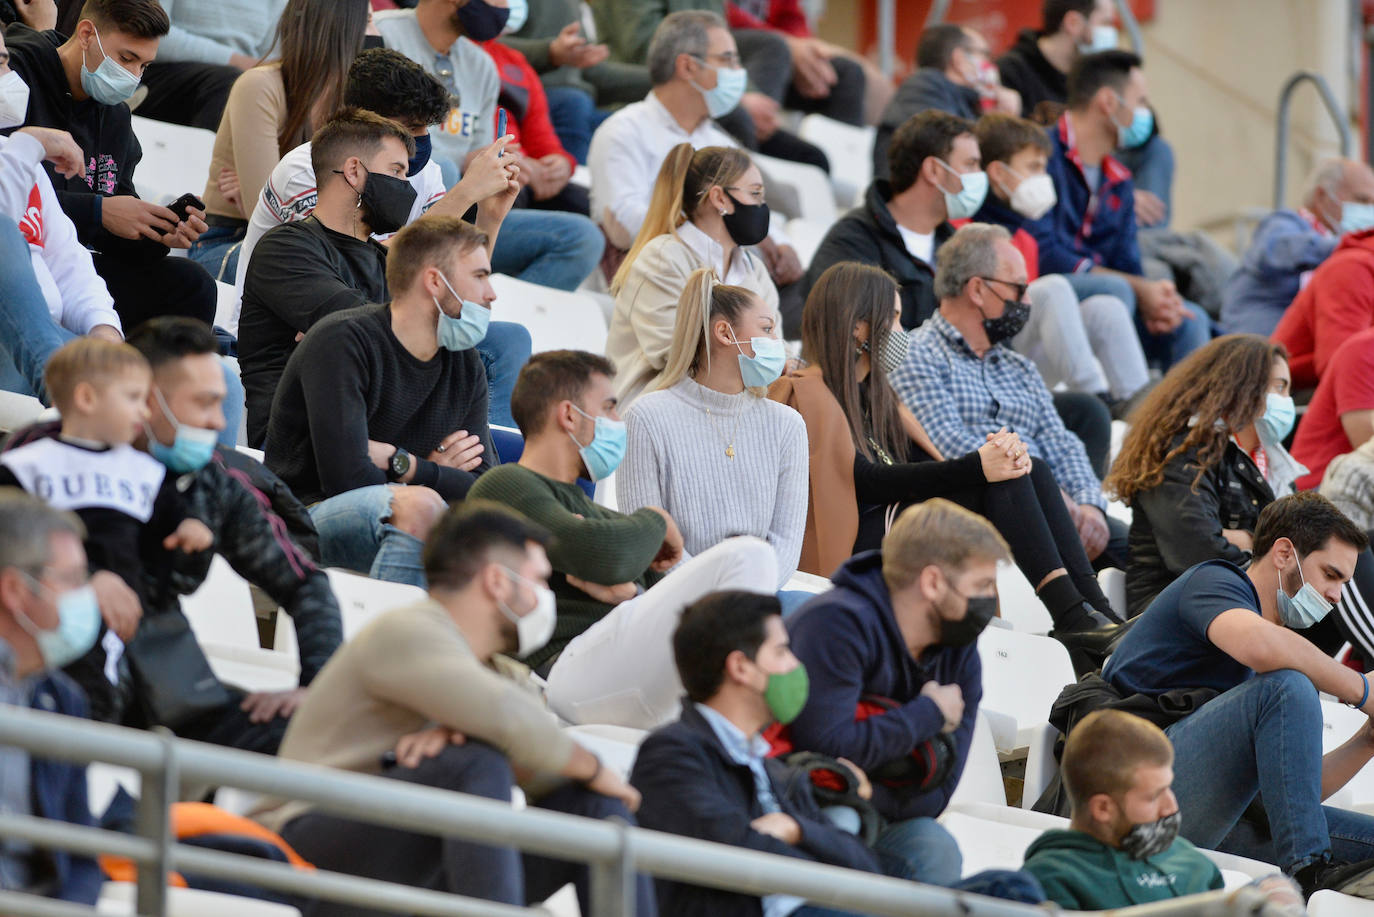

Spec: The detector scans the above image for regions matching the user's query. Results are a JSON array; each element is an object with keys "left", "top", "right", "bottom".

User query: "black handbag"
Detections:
[{"left": 125, "top": 611, "right": 233, "bottom": 730}]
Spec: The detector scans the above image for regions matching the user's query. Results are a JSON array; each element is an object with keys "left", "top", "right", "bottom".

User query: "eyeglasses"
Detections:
[
  {"left": 692, "top": 51, "right": 742, "bottom": 69},
  {"left": 724, "top": 185, "right": 766, "bottom": 204},
  {"left": 977, "top": 276, "right": 1029, "bottom": 302}
]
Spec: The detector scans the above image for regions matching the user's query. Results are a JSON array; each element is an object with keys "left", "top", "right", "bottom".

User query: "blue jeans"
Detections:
[
  {"left": 218, "top": 359, "right": 243, "bottom": 448},
  {"left": 544, "top": 86, "right": 611, "bottom": 165},
  {"left": 1062, "top": 271, "right": 1210, "bottom": 371},
  {"left": 188, "top": 223, "right": 246, "bottom": 283},
  {"left": 1116, "top": 134, "right": 1175, "bottom": 228},
  {"left": 307, "top": 484, "right": 426, "bottom": 587},
  {"left": 477, "top": 321, "right": 531, "bottom": 429},
  {"left": 491, "top": 209, "right": 603, "bottom": 292},
  {"left": 1167, "top": 669, "right": 1374, "bottom": 873},
  {"left": 0, "top": 220, "right": 76, "bottom": 402}
]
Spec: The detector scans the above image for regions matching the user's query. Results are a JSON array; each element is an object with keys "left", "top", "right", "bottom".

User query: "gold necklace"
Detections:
[{"left": 703, "top": 403, "right": 746, "bottom": 459}]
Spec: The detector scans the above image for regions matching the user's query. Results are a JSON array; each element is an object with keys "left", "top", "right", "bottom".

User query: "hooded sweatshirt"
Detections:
[
  {"left": 996, "top": 30, "right": 1068, "bottom": 118},
  {"left": 785, "top": 550, "right": 981, "bottom": 821},
  {"left": 1023, "top": 829, "right": 1222, "bottom": 911},
  {"left": 2, "top": 24, "right": 168, "bottom": 263}
]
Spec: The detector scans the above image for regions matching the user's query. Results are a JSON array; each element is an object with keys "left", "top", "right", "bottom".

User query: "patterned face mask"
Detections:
[{"left": 1119, "top": 811, "right": 1181, "bottom": 861}]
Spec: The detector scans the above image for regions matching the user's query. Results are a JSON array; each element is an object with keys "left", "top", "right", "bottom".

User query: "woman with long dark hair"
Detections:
[
  {"left": 190, "top": 0, "right": 370, "bottom": 279},
  {"left": 771, "top": 261, "right": 1121, "bottom": 633}
]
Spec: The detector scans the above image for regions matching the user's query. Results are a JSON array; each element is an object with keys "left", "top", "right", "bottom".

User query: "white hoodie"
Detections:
[{"left": 0, "top": 131, "right": 120, "bottom": 335}]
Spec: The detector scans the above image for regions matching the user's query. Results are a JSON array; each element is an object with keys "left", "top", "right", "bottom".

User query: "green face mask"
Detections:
[{"left": 763, "top": 663, "right": 810, "bottom": 725}]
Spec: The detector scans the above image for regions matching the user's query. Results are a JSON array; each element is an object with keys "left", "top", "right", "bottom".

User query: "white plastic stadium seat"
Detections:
[
  {"left": 752, "top": 153, "right": 837, "bottom": 226},
  {"left": 1021, "top": 721, "right": 1058, "bottom": 811},
  {"left": 976, "top": 626, "right": 1075, "bottom": 754},
  {"left": 995, "top": 563, "right": 1053, "bottom": 634},
  {"left": 0, "top": 390, "right": 44, "bottom": 433},
  {"left": 1311, "top": 890, "right": 1374, "bottom": 917},
  {"left": 180, "top": 556, "right": 259, "bottom": 649},
  {"left": 782, "top": 570, "right": 832, "bottom": 595},
  {"left": 274, "top": 568, "right": 427, "bottom": 655},
  {"left": 98, "top": 882, "right": 301, "bottom": 916},
  {"left": 129, "top": 116, "right": 217, "bottom": 207},
  {"left": 214, "top": 281, "right": 238, "bottom": 330},
  {"left": 784, "top": 218, "right": 830, "bottom": 270},
  {"left": 798, "top": 114, "right": 875, "bottom": 209},
  {"left": 1098, "top": 567, "right": 1126, "bottom": 619},
  {"left": 563, "top": 724, "right": 648, "bottom": 779},
  {"left": 946, "top": 713, "right": 1006, "bottom": 807},
  {"left": 487, "top": 273, "right": 609, "bottom": 356}
]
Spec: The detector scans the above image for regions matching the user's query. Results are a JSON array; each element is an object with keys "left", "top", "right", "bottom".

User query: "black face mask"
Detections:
[
  {"left": 1119, "top": 811, "right": 1181, "bottom": 861},
  {"left": 455, "top": 0, "right": 510, "bottom": 41},
  {"left": 981, "top": 297, "right": 1030, "bottom": 345},
  {"left": 361, "top": 34, "right": 385, "bottom": 50},
  {"left": 939, "top": 589, "right": 997, "bottom": 647},
  {"left": 722, "top": 192, "right": 770, "bottom": 247},
  {"left": 336, "top": 165, "right": 418, "bottom": 236}
]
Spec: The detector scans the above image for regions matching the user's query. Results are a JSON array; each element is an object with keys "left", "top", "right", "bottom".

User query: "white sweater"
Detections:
[
  {"left": 619, "top": 377, "right": 808, "bottom": 587},
  {"left": 0, "top": 132, "right": 119, "bottom": 335}
]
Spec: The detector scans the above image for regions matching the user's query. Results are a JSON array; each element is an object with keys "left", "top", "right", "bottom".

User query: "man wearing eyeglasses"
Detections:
[
  {"left": 0, "top": 488, "right": 103, "bottom": 906},
  {"left": 891, "top": 223, "right": 1125, "bottom": 579}
]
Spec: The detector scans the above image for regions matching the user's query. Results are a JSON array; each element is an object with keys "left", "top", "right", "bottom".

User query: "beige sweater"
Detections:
[
  {"left": 254, "top": 599, "right": 573, "bottom": 833},
  {"left": 607, "top": 231, "right": 779, "bottom": 408},
  {"left": 201, "top": 65, "right": 291, "bottom": 220}
]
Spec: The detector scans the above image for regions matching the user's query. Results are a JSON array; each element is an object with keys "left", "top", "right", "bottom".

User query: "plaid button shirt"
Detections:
[{"left": 889, "top": 311, "right": 1107, "bottom": 511}]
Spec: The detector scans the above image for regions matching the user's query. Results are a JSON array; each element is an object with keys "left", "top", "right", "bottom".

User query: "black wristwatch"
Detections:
[{"left": 386, "top": 446, "right": 412, "bottom": 482}]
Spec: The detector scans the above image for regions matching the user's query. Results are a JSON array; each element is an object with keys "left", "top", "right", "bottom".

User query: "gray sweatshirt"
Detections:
[{"left": 619, "top": 377, "right": 809, "bottom": 587}]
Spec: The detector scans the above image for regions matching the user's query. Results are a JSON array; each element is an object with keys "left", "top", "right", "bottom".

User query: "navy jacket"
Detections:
[
  {"left": 1028, "top": 114, "right": 1141, "bottom": 277},
  {"left": 631, "top": 703, "right": 880, "bottom": 917},
  {"left": 28, "top": 671, "right": 104, "bottom": 904},
  {"left": 785, "top": 551, "right": 981, "bottom": 821}
]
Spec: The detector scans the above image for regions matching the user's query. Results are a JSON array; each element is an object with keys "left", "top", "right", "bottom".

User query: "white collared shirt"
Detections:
[{"left": 675, "top": 220, "right": 758, "bottom": 286}]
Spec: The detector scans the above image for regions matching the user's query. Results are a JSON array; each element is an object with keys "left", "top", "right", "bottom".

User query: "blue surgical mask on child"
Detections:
[
  {"left": 568, "top": 404, "right": 627, "bottom": 481},
  {"left": 81, "top": 26, "right": 142, "bottom": 105},
  {"left": 934, "top": 158, "right": 988, "bottom": 220},
  {"left": 433, "top": 271, "right": 490, "bottom": 351},
  {"left": 16, "top": 576, "right": 102, "bottom": 671},
  {"left": 727, "top": 331, "right": 786, "bottom": 388},
  {"left": 148, "top": 387, "right": 218, "bottom": 473},
  {"left": 1276, "top": 549, "right": 1333, "bottom": 629},
  {"left": 1255, "top": 392, "right": 1296, "bottom": 447}
]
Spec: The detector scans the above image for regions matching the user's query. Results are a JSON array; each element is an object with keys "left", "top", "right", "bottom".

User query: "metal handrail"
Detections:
[
  {"left": 0, "top": 703, "right": 1298, "bottom": 917},
  {"left": 1274, "top": 71, "right": 1354, "bottom": 208}
]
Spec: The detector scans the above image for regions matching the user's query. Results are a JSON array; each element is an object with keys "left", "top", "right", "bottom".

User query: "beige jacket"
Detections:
[
  {"left": 253, "top": 599, "right": 572, "bottom": 833},
  {"left": 607, "top": 230, "right": 779, "bottom": 408},
  {"left": 201, "top": 65, "right": 291, "bottom": 221}
]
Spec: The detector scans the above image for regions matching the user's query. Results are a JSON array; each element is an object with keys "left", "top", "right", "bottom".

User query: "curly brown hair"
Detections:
[{"left": 1104, "top": 335, "right": 1289, "bottom": 505}]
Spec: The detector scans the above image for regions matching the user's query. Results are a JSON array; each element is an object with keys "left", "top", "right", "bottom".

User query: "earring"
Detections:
[{"left": 720, "top": 208, "right": 727, "bottom": 216}]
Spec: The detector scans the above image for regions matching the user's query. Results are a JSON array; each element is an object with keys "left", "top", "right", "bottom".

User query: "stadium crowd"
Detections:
[{"left": 7, "top": 0, "right": 1374, "bottom": 913}]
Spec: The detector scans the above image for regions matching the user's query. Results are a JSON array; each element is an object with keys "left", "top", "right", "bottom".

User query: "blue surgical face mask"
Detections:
[
  {"left": 728, "top": 331, "right": 786, "bottom": 388},
  {"left": 81, "top": 26, "right": 142, "bottom": 105},
  {"left": 434, "top": 271, "right": 490, "bottom": 351},
  {"left": 1276, "top": 549, "right": 1333, "bottom": 629},
  {"left": 1340, "top": 201, "right": 1374, "bottom": 235},
  {"left": 935, "top": 158, "right": 988, "bottom": 220},
  {"left": 569, "top": 403, "right": 626, "bottom": 482},
  {"left": 148, "top": 386, "right": 218, "bottom": 474},
  {"left": 503, "top": 0, "right": 529, "bottom": 34},
  {"left": 691, "top": 59, "right": 747, "bottom": 118},
  {"left": 1255, "top": 392, "right": 1296, "bottom": 447},
  {"left": 408, "top": 133, "right": 432, "bottom": 177},
  {"left": 1113, "top": 94, "right": 1154, "bottom": 149},
  {"left": 1079, "top": 24, "right": 1119, "bottom": 54},
  {"left": 16, "top": 576, "right": 102, "bottom": 670}
]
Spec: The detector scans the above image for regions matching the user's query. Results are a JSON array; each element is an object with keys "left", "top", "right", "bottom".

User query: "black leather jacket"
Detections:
[{"left": 1125, "top": 437, "right": 1274, "bottom": 617}]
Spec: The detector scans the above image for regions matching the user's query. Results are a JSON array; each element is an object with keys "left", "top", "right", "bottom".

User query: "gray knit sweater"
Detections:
[{"left": 619, "top": 377, "right": 809, "bottom": 587}]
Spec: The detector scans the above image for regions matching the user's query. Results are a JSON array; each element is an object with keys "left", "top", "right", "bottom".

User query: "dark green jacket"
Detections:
[
  {"left": 592, "top": 0, "right": 724, "bottom": 67},
  {"left": 1023, "top": 829, "right": 1223, "bottom": 911},
  {"left": 505, "top": 0, "right": 649, "bottom": 105}
]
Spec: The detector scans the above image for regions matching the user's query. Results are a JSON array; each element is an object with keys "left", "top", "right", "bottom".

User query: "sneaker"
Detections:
[{"left": 1298, "top": 857, "right": 1374, "bottom": 899}]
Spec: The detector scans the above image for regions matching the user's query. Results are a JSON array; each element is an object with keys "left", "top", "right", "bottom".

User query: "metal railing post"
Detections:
[
  {"left": 590, "top": 817, "right": 633, "bottom": 917},
  {"left": 1273, "top": 71, "right": 1353, "bottom": 208},
  {"left": 878, "top": 0, "right": 899, "bottom": 80},
  {"left": 1114, "top": 0, "right": 1145, "bottom": 54},
  {"left": 134, "top": 728, "right": 177, "bottom": 917}
]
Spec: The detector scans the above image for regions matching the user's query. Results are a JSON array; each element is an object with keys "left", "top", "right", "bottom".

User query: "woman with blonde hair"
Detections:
[
  {"left": 607, "top": 142, "right": 778, "bottom": 407},
  {"left": 619, "top": 268, "right": 807, "bottom": 588},
  {"left": 772, "top": 261, "right": 1122, "bottom": 633}
]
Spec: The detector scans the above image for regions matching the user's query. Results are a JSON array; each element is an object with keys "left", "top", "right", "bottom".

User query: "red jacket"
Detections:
[
  {"left": 725, "top": 0, "right": 811, "bottom": 37},
  {"left": 480, "top": 40, "right": 575, "bottom": 171},
  {"left": 1273, "top": 228, "right": 1374, "bottom": 390}
]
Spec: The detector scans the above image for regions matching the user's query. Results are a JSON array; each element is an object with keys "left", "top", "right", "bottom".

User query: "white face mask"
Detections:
[
  {"left": 0, "top": 70, "right": 32, "bottom": 131},
  {"left": 1004, "top": 169, "right": 1058, "bottom": 221},
  {"left": 497, "top": 566, "right": 557, "bottom": 659}
]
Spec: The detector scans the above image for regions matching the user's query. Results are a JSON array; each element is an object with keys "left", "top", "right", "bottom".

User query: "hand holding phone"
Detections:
[
  {"left": 496, "top": 108, "right": 508, "bottom": 156},
  {"left": 168, "top": 192, "right": 206, "bottom": 224}
]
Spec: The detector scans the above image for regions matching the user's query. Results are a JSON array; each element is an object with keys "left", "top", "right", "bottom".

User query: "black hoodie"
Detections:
[
  {"left": 996, "top": 29, "right": 1068, "bottom": 117},
  {"left": 2, "top": 23, "right": 168, "bottom": 262}
]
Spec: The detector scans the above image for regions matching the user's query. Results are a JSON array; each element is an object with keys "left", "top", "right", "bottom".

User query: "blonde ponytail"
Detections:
[
  {"left": 650, "top": 267, "right": 718, "bottom": 393},
  {"left": 612, "top": 143, "right": 695, "bottom": 293}
]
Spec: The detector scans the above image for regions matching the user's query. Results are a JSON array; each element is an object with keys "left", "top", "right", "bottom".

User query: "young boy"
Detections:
[
  {"left": 969, "top": 111, "right": 1149, "bottom": 411},
  {"left": 0, "top": 338, "right": 211, "bottom": 717}
]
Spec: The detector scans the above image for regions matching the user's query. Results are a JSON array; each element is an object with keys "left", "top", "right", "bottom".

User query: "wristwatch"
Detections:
[{"left": 386, "top": 447, "right": 412, "bottom": 482}]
